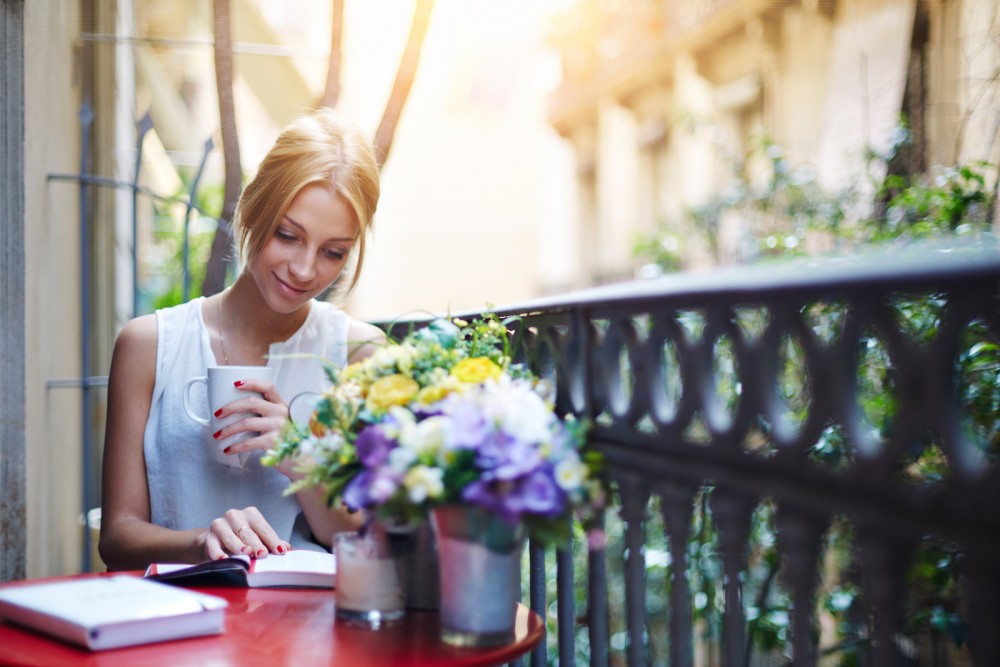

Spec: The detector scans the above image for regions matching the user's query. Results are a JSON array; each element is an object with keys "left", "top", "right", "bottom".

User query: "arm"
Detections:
[
  {"left": 99, "top": 317, "right": 291, "bottom": 569},
  {"left": 346, "top": 318, "right": 388, "bottom": 364},
  {"left": 98, "top": 316, "right": 203, "bottom": 569}
]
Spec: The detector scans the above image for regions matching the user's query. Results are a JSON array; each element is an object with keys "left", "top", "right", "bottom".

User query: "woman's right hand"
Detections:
[{"left": 198, "top": 506, "right": 292, "bottom": 561}]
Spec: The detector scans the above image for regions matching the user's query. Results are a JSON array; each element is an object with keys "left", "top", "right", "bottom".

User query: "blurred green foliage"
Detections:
[{"left": 143, "top": 179, "right": 225, "bottom": 313}]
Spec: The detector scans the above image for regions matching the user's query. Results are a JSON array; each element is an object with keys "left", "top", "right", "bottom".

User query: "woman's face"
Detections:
[{"left": 248, "top": 183, "right": 360, "bottom": 313}]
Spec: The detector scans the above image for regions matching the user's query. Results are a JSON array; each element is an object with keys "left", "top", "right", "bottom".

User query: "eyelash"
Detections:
[{"left": 275, "top": 228, "right": 346, "bottom": 261}]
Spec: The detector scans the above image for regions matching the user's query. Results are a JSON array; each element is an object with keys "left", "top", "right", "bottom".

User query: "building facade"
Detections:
[{"left": 546, "top": 0, "right": 1000, "bottom": 280}]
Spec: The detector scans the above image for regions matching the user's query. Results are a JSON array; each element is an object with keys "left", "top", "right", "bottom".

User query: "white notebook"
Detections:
[{"left": 0, "top": 575, "right": 227, "bottom": 650}]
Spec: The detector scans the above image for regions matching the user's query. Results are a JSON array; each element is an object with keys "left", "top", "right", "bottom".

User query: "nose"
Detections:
[{"left": 288, "top": 247, "right": 317, "bottom": 284}]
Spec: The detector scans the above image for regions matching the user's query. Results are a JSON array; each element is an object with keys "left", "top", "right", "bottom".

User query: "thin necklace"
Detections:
[{"left": 217, "top": 295, "right": 230, "bottom": 365}]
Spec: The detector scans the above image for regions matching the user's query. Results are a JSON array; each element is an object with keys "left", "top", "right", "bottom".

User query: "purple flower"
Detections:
[
  {"left": 461, "top": 469, "right": 566, "bottom": 522},
  {"left": 342, "top": 470, "right": 375, "bottom": 511},
  {"left": 355, "top": 424, "right": 395, "bottom": 468},
  {"left": 482, "top": 439, "right": 542, "bottom": 481},
  {"left": 445, "top": 398, "right": 492, "bottom": 449},
  {"left": 462, "top": 479, "right": 518, "bottom": 523},
  {"left": 507, "top": 470, "right": 565, "bottom": 517}
]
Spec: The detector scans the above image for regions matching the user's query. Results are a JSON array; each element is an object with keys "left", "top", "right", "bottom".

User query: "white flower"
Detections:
[
  {"left": 369, "top": 474, "right": 399, "bottom": 503},
  {"left": 400, "top": 415, "right": 450, "bottom": 455},
  {"left": 369, "top": 342, "right": 417, "bottom": 376},
  {"left": 383, "top": 406, "right": 417, "bottom": 441},
  {"left": 490, "top": 381, "right": 554, "bottom": 443},
  {"left": 427, "top": 367, "right": 450, "bottom": 384},
  {"left": 333, "top": 382, "right": 362, "bottom": 403},
  {"left": 403, "top": 465, "right": 444, "bottom": 503},
  {"left": 387, "top": 446, "right": 418, "bottom": 473},
  {"left": 297, "top": 435, "right": 318, "bottom": 458},
  {"left": 310, "top": 433, "right": 344, "bottom": 456},
  {"left": 554, "top": 455, "right": 586, "bottom": 491}
]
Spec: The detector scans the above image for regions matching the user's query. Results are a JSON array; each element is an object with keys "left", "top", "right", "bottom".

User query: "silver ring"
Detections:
[{"left": 236, "top": 525, "right": 251, "bottom": 539}]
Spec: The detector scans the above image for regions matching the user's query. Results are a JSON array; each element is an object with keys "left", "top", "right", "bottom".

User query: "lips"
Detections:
[{"left": 274, "top": 273, "right": 310, "bottom": 299}]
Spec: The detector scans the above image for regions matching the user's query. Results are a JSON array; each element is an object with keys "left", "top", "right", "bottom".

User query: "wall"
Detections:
[
  {"left": 24, "top": 0, "right": 88, "bottom": 578},
  {"left": 0, "top": 0, "right": 26, "bottom": 583}
]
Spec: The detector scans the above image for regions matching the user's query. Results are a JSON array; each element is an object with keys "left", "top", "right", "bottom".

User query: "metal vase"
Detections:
[
  {"left": 385, "top": 520, "right": 440, "bottom": 610},
  {"left": 430, "top": 505, "right": 526, "bottom": 647}
]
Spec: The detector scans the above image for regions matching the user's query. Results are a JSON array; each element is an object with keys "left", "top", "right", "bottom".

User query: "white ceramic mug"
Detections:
[{"left": 183, "top": 365, "right": 274, "bottom": 468}]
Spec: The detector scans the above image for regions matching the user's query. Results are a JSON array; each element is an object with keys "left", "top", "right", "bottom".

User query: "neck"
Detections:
[{"left": 221, "top": 274, "right": 312, "bottom": 350}]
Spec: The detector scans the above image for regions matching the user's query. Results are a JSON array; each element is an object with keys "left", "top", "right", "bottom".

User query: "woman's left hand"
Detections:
[{"left": 212, "top": 378, "right": 293, "bottom": 473}]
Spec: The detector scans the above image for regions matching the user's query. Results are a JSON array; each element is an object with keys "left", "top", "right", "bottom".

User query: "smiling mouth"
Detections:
[{"left": 275, "top": 275, "right": 309, "bottom": 296}]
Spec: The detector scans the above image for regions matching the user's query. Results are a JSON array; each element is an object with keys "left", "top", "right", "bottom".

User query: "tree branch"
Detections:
[
  {"left": 374, "top": 0, "right": 435, "bottom": 168},
  {"left": 318, "top": 0, "right": 345, "bottom": 109},
  {"left": 205, "top": 0, "right": 242, "bottom": 296}
]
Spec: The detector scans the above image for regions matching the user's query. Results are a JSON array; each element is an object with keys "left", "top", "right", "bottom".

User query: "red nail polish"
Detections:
[
  {"left": 234, "top": 380, "right": 245, "bottom": 387},
  {"left": 214, "top": 408, "right": 223, "bottom": 417},
  {"left": 276, "top": 545, "right": 285, "bottom": 554},
  {"left": 223, "top": 446, "right": 232, "bottom": 454},
  {"left": 213, "top": 430, "right": 222, "bottom": 439}
]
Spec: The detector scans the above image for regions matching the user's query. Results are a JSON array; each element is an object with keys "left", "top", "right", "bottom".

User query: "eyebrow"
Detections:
[{"left": 281, "top": 215, "right": 356, "bottom": 244}]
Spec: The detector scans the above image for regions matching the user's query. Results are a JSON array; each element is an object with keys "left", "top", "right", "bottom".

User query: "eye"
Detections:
[
  {"left": 275, "top": 228, "right": 297, "bottom": 242},
  {"left": 323, "top": 248, "right": 347, "bottom": 262}
]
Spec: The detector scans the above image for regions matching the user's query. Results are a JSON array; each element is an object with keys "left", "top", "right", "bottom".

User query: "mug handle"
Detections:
[
  {"left": 289, "top": 391, "right": 323, "bottom": 426},
  {"left": 183, "top": 376, "right": 210, "bottom": 427}
]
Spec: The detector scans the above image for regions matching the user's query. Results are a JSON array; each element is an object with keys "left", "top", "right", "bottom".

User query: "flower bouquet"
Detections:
[
  {"left": 264, "top": 315, "right": 606, "bottom": 645},
  {"left": 264, "top": 315, "right": 605, "bottom": 543}
]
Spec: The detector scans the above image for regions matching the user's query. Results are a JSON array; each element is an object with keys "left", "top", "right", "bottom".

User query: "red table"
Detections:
[{"left": 0, "top": 572, "right": 545, "bottom": 667}]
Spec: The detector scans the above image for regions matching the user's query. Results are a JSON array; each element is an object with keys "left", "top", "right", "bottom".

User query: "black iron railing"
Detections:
[{"left": 387, "top": 240, "right": 1000, "bottom": 667}]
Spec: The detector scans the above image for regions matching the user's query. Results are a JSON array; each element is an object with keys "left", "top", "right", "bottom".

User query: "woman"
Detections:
[{"left": 99, "top": 109, "right": 383, "bottom": 570}]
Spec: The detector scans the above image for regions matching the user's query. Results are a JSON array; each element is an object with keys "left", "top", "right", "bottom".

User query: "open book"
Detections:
[
  {"left": 145, "top": 550, "right": 335, "bottom": 589},
  {"left": 0, "top": 575, "right": 227, "bottom": 650}
]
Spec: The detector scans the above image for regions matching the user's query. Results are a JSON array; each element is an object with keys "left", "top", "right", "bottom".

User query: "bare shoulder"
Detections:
[
  {"left": 347, "top": 319, "right": 387, "bottom": 364},
  {"left": 111, "top": 314, "right": 158, "bottom": 375}
]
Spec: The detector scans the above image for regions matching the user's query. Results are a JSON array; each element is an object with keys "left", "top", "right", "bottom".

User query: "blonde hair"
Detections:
[{"left": 233, "top": 109, "right": 381, "bottom": 294}]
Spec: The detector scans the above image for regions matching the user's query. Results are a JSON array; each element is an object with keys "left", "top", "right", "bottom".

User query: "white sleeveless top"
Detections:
[{"left": 144, "top": 297, "right": 353, "bottom": 550}]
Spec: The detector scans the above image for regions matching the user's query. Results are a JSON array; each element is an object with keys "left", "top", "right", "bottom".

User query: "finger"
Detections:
[
  {"left": 218, "top": 397, "right": 289, "bottom": 424},
  {"left": 247, "top": 523, "right": 287, "bottom": 556},
  {"left": 233, "top": 379, "right": 285, "bottom": 405},
  {"left": 214, "top": 413, "right": 281, "bottom": 441},
  {"left": 212, "top": 413, "right": 259, "bottom": 443},
  {"left": 213, "top": 516, "right": 253, "bottom": 556},
  {"left": 216, "top": 395, "right": 269, "bottom": 419},
  {"left": 204, "top": 533, "right": 228, "bottom": 561},
  {"left": 236, "top": 525, "right": 269, "bottom": 559},
  {"left": 238, "top": 508, "right": 289, "bottom": 556},
  {"left": 219, "top": 420, "right": 286, "bottom": 454}
]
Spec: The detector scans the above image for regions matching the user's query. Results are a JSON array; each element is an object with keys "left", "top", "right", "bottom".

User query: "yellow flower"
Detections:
[
  {"left": 415, "top": 384, "right": 451, "bottom": 405},
  {"left": 414, "top": 375, "right": 463, "bottom": 406},
  {"left": 339, "top": 362, "right": 365, "bottom": 383},
  {"left": 367, "top": 374, "right": 420, "bottom": 411},
  {"left": 451, "top": 357, "right": 503, "bottom": 384}
]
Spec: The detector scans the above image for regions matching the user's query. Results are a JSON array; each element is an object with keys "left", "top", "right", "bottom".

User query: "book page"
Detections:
[{"left": 253, "top": 550, "right": 334, "bottom": 575}]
